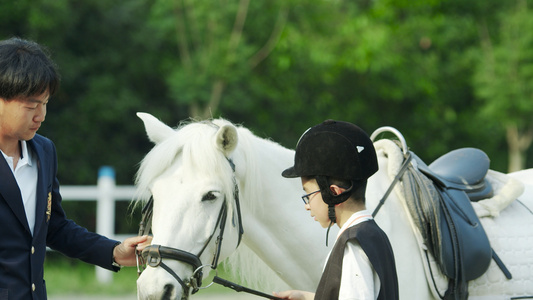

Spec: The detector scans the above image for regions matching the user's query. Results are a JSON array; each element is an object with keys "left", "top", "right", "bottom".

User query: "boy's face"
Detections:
[
  {"left": 301, "top": 177, "right": 331, "bottom": 228},
  {"left": 0, "top": 92, "right": 48, "bottom": 146}
]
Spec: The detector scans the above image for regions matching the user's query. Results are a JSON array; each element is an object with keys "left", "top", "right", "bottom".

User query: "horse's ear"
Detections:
[
  {"left": 215, "top": 124, "right": 238, "bottom": 156},
  {"left": 137, "top": 112, "right": 175, "bottom": 144}
]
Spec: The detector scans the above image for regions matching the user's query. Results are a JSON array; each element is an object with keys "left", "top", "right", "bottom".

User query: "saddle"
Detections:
[
  {"left": 409, "top": 148, "right": 494, "bottom": 300},
  {"left": 422, "top": 148, "right": 493, "bottom": 201}
]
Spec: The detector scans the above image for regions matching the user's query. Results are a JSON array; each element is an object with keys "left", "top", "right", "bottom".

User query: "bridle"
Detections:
[{"left": 136, "top": 158, "right": 244, "bottom": 300}]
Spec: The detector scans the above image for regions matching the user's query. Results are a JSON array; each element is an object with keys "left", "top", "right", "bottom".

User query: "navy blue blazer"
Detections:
[{"left": 0, "top": 134, "right": 119, "bottom": 300}]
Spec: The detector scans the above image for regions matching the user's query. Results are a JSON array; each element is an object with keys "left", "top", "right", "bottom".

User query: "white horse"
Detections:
[{"left": 134, "top": 112, "right": 533, "bottom": 300}]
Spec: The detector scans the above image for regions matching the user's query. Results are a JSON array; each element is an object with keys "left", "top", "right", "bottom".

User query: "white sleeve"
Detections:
[{"left": 338, "top": 240, "right": 381, "bottom": 300}]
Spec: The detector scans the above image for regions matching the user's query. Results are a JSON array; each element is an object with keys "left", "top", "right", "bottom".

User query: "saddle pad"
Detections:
[
  {"left": 469, "top": 196, "right": 533, "bottom": 297},
  {"left": 472, "top": 170, "right": 524, "bottom": 218}
]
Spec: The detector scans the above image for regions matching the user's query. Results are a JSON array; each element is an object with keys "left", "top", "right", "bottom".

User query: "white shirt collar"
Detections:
[
  {"left": 337, "top": 209, "right": 373, "bottom": 239},
  {"left": 1, "top": 140, "right": 32, "bottom": 171},
  {"left": 18, "top": 140, "right": 32, "bottom": 167}
]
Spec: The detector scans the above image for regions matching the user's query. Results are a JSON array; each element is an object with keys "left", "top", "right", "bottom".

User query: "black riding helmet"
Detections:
[{"left": 282, "top": 120, "right": 378, "bottom": 207}]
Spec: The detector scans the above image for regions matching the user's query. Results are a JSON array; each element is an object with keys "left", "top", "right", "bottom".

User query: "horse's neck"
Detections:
[
  {"left": 239, "top": 187, "right": 332, "bottom": 291},
  {"left": 234, "top": 137, "right": 333, "bottom": 291}
]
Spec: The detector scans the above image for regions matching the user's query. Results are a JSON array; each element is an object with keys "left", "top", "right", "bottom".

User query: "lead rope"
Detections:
[{"left": 212, "top": 276, "right": 284, "bottom": 300}]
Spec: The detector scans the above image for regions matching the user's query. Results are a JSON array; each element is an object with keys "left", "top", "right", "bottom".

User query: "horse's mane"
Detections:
[{"left": 135, "top": 118, "right": 289, "bottom": 291}]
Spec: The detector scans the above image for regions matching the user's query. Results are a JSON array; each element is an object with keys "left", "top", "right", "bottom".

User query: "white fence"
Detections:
[{"left": 59, "top": 166, "right": 137, "bottom": 284}]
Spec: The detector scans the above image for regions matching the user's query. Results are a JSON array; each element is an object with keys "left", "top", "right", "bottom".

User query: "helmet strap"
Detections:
[
  {"left": 325, "top": 222, "right": 333, "bottom": 247},
  {"left": 325, "top": 205, "right": 336, "bottom": 247},
  {"left": 328, "top": 204, "right": 336, "bottom": 224}
]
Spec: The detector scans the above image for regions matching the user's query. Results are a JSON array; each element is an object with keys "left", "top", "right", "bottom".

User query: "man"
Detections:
[
  {"left": 274, "top": 120, "right": 399, "bottom": 300},
  {"left": 0, "top": 37, "right": 150, "bottom": 300}
]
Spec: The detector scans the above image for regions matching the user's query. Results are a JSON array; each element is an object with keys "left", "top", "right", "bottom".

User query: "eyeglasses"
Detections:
[{"left": 301, "top": 190, "right": 320, "bottom": 205}]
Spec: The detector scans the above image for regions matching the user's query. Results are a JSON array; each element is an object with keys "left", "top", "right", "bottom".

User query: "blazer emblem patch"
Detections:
[{"left": 46, "top": 192, "right": 52, "bottom": 222}]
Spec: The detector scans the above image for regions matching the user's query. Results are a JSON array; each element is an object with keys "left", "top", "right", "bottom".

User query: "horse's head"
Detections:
[{"left": 135, "top": 113, "right": 244, "bottom": 300}]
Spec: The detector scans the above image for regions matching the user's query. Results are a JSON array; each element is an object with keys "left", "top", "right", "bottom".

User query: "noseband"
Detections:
[{"left": 137, "top": 159, "right": 244, "bottom": 300}]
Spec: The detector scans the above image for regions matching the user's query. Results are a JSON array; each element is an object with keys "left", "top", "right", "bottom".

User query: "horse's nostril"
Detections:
[{"left": 161, "top": 284, "right": 174, "bottom": 300}]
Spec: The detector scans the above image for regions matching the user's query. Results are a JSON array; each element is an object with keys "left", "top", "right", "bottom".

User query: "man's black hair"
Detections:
[{"left": 0, "top": 37, "right": 60, "bottom": 100}]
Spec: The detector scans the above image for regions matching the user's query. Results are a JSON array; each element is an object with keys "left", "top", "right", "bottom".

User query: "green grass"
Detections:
[
  {"left": 44, "top": 251, "right": 234, "bottom": 296},
  {"left": 45, "top": 251, "right": 138, "bottom": 296}
]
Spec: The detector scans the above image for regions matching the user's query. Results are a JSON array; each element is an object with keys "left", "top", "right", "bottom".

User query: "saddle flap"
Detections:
[{"left": 437, "top": 188, "right": 492, "bottom": 280}]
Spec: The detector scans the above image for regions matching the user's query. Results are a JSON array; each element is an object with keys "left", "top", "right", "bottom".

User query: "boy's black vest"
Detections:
[{"left": 315, "top": 220, "right": 399, "bottom": 300}]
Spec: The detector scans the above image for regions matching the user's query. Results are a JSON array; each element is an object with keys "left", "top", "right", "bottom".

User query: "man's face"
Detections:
[{"left": 0, "top": 92, "right": 48, "bottom": 145}]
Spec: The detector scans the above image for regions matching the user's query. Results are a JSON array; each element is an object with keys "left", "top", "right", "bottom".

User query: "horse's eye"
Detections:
[{"left": 202, "top": 192, "right": 217, "bottom": 201}]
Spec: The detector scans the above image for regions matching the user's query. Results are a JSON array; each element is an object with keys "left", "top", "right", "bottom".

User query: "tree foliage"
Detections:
[
  {"left": 474, "top": 0, "right": 533, "bottom": 171},
  {"left": 1, "top": 0, "right": 532, "bottom": 186}
]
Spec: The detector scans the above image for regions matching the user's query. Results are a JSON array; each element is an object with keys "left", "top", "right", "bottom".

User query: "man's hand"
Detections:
[{"left": 113, "top": 235, "right": 152, "bottom": 267}]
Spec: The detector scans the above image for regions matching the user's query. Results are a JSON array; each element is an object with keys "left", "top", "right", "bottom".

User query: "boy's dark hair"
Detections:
[
  {"left": 0, "top": 37, "right": 60, "bottom": 100},
  {"left": 328, "top": 177, "right": 367, "bottom": 204}
]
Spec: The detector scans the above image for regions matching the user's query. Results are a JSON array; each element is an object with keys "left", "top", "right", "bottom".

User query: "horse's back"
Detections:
[
  {"left": 509, "top": 168, "right": 533, "bottom": 212},
  {"left": 469, "top": 169, "right": 533, "bottom": 297},
  {"left": 509, "top": 168, "right": 533, "bottom": 184}
]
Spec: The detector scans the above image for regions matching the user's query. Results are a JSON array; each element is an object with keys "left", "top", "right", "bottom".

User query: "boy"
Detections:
[{"left": 274, "top": 120, "right": 399, "bottom": 300}]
